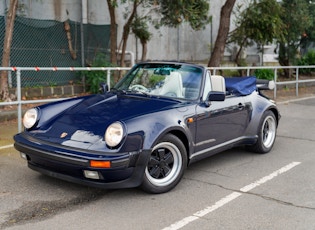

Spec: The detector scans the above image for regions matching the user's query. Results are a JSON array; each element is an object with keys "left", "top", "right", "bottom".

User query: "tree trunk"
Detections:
[
  {"left": 141, "top": 40, "right": 147, "bottom": 61},
  {"left": 278, "top": 43, "right": 290, "bottom": 78},
  {"left": 119, "top": 0, "right": 138, "bottom": 68},
  {"left": 235, "top": 37, "right": 247, "bottom": 76},
  {"left": 107, "top": 0, "right": 117, "bottom": 66},
  {"left": 1, "top": 0, "right": 18, "bottom": 101},
  {"left": 208, "top": 0, "right": 236, "bottom": 67},
  {"left": 106, "top": 0, "right": 119, "bottom": 83}
]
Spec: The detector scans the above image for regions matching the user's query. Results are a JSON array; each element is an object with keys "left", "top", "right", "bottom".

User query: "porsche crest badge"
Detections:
[{"left": 60, "top": 132, "right": 68, "bottom": 138}]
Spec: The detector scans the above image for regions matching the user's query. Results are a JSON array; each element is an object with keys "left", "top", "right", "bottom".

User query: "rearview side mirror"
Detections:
[
  {"left": 204, "top": 91, "right": 225, "bottom": 107},
  {"left": 100, "top": 83, "right": 109, "bottom": 93},
  {"left": 207, "top": 91, "right": 225, "bottom": 102}
]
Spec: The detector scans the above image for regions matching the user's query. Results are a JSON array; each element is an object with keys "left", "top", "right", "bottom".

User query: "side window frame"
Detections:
[{"left": 202, "top": 71, "right": 212, "bottom": 101}]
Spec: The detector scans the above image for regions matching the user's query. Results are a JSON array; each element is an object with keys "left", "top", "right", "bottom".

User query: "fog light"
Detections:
[
  {"left": 20, "top": 152, "right": 27, "bottom": 160},
  {"left": 83, "top": 170, "right": 100, "bottom": 180}
]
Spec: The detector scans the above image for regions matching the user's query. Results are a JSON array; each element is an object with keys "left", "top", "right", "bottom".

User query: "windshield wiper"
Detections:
[
  {"left": 111, "top": 88, "right": 127, "bottom": 94},
  {"left": 111, "top": 88, "right": 150, "bottom": 97},
  {"left": 126, "top": 89, "right": 150, "bottom": 96}
]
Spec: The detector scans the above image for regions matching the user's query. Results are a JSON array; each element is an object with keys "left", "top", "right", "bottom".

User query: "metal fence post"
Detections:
[
  {"left": 107, "top": 69, "right": 111, "bottom": 90},
  {"left": 16, "top": 68, "right": 22, "bottom": 132},
  {"left": 296, "top": 67, "right": 299, "bottom": 97},
  {"left": 274, "top": 68, "right": 277, "bottom": 99}
]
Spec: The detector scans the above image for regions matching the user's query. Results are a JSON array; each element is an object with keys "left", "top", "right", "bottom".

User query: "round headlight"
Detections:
[
  {"left": 105, "top": 122, "right": 124, "bottom": 147},
  {"left": 23, "top": 108, "right": 38, "bottom": 129}
]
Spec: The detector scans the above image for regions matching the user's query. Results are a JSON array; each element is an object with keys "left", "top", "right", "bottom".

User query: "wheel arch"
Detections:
[
  {"left": 268, "top": 107, "right": 280, "bottom": 127},
  {"left": 250, "top": 105, "right": 279, "bottom": 137},
  {"left": 169, "top": 130, "right": 190, "bottom": 164}
]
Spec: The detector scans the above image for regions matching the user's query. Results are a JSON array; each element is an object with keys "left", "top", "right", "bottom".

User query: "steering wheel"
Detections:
[{"left": 130, "top": 84, "right": 148, "bottom": 92}]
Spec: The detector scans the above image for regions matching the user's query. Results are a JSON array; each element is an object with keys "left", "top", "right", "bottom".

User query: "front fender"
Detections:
[{"left": 125, "top": 110, "right": 194, "bottom": 154}]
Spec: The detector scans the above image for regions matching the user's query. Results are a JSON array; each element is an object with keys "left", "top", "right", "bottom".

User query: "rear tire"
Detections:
[
  {"left": 141, "top": 134, "right": 187, "bottom": 194},
  {"left": 248, "top": 110, "right": 277, "bottom": 153}
]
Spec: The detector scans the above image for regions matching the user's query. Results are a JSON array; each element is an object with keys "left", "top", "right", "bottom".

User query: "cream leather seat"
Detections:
[
  {"left": 210, "top": 75, "right": 225, "bottom": 92},
  {"left": 160, "top": 72, "right": 183, "bottom": 98}
]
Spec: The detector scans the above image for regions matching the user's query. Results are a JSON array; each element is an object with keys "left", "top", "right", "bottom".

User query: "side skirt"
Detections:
[{"left": 189, "top": 136, "right": 257, "bottom": 164}]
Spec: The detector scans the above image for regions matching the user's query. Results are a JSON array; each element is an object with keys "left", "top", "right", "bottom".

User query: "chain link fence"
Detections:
[{"left": 0, "top": 15, "right": 111, "bottom": 88}]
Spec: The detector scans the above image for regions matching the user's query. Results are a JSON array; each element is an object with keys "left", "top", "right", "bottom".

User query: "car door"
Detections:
[{"left": 193, "top": 73, "right": 252, "bottom": 154}]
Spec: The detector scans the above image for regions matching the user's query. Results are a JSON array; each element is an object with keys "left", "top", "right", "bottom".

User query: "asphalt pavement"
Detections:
[{"left": 0, "top": 96, "right": 315, "bottom": 230}]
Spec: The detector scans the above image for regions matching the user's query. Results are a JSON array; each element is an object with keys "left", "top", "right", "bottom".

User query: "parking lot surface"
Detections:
[{"left": 1, "top": 97, "right": 315, "bottom": 230}]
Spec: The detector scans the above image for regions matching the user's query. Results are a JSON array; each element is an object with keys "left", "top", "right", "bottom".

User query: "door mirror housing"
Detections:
[
  {"left": 100, "top": 83, "right": 109, "bottom": 93},
  {"left": 204, "top": 91, "right": 225, "bottom": 107},
  {"left": 207, "top": 91, "right": 225, "bottom": 102}
]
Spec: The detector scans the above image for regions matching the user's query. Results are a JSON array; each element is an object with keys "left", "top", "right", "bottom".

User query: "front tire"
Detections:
[
  {"left": 141, "top": 134, "right": 187, "bottom": 194},
  {"left": 248, "top": 110, "right": 277, "bottom": 153}
]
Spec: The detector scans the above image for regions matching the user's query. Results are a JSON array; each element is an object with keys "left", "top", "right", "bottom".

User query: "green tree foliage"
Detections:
[
  {"left": 229, "top": 0, "right": 285, "bottom": 66},
  {"left": 228, "top": 0, "right": 315, "bottom": 77},
  {"left": 300, "top": 1, "right": 315, "bottom": 53},
  {"left": 84, "top": 53, "right": 115, "bottom": 93},
  {"left": 156, "top": 0, "right": 211, "bottom": 30},
  {"left": 254, "top": 69, "right": 274, "bottom": 80},
  {"left": 115, "top": 0, "right": 211, "bottom": 73},
  {"left": 297, "top": 49, "right": 315, "bottom": 74},
  {"left": 278, "top": 0, "right": 312, "bottom": 68},
  {"left": 131, "top": 16, "right": 152, "bottom": 61}
]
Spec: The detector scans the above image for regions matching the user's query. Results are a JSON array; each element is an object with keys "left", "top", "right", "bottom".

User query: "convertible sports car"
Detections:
[{"left": 14, "top": 61, "right": 280, "bottom": 193}]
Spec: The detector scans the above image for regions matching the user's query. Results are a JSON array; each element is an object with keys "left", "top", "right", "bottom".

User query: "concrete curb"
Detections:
[{"left": 277, "top": 95, "right": 315, "bottom": 105}]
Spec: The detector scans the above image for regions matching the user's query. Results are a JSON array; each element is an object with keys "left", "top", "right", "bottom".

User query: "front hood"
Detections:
[{"left": 30, "top": 93, "right": 181, "bottom": 146}]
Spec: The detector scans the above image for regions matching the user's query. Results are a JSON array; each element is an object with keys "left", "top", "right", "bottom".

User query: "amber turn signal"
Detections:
[
  {"left": 187, "top": 117, "right": 194, "bottom": 123},
  {"left": 90, "top": 160, "right": 111, "bottom": 168}
]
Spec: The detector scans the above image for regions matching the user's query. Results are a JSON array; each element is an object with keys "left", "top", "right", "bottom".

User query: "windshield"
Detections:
[{"left": 114, "top": 63, "right": 203, "bottom": 100}]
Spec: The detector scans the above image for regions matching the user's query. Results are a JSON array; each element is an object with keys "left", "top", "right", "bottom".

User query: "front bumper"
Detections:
[{"left": 14, "top": 133, "right": 151, "bottom": 189}]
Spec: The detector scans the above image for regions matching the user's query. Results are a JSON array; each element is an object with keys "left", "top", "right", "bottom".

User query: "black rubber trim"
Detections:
[{"left": 14, "top": 142, "right": 89, "bottom": 166}]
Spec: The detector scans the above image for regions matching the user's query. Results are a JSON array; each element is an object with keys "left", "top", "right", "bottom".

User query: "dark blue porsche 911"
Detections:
[{"left": 14, "top": 61, "right": 280, "bottom": 193}]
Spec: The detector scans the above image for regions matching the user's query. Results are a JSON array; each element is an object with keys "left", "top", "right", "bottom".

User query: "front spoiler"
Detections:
[
  {"left": 26, "top": 152, "right": 150, "bottom": 189},
  {"left": 14, "top": 134, "right": 151, "bottom": 189}
]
